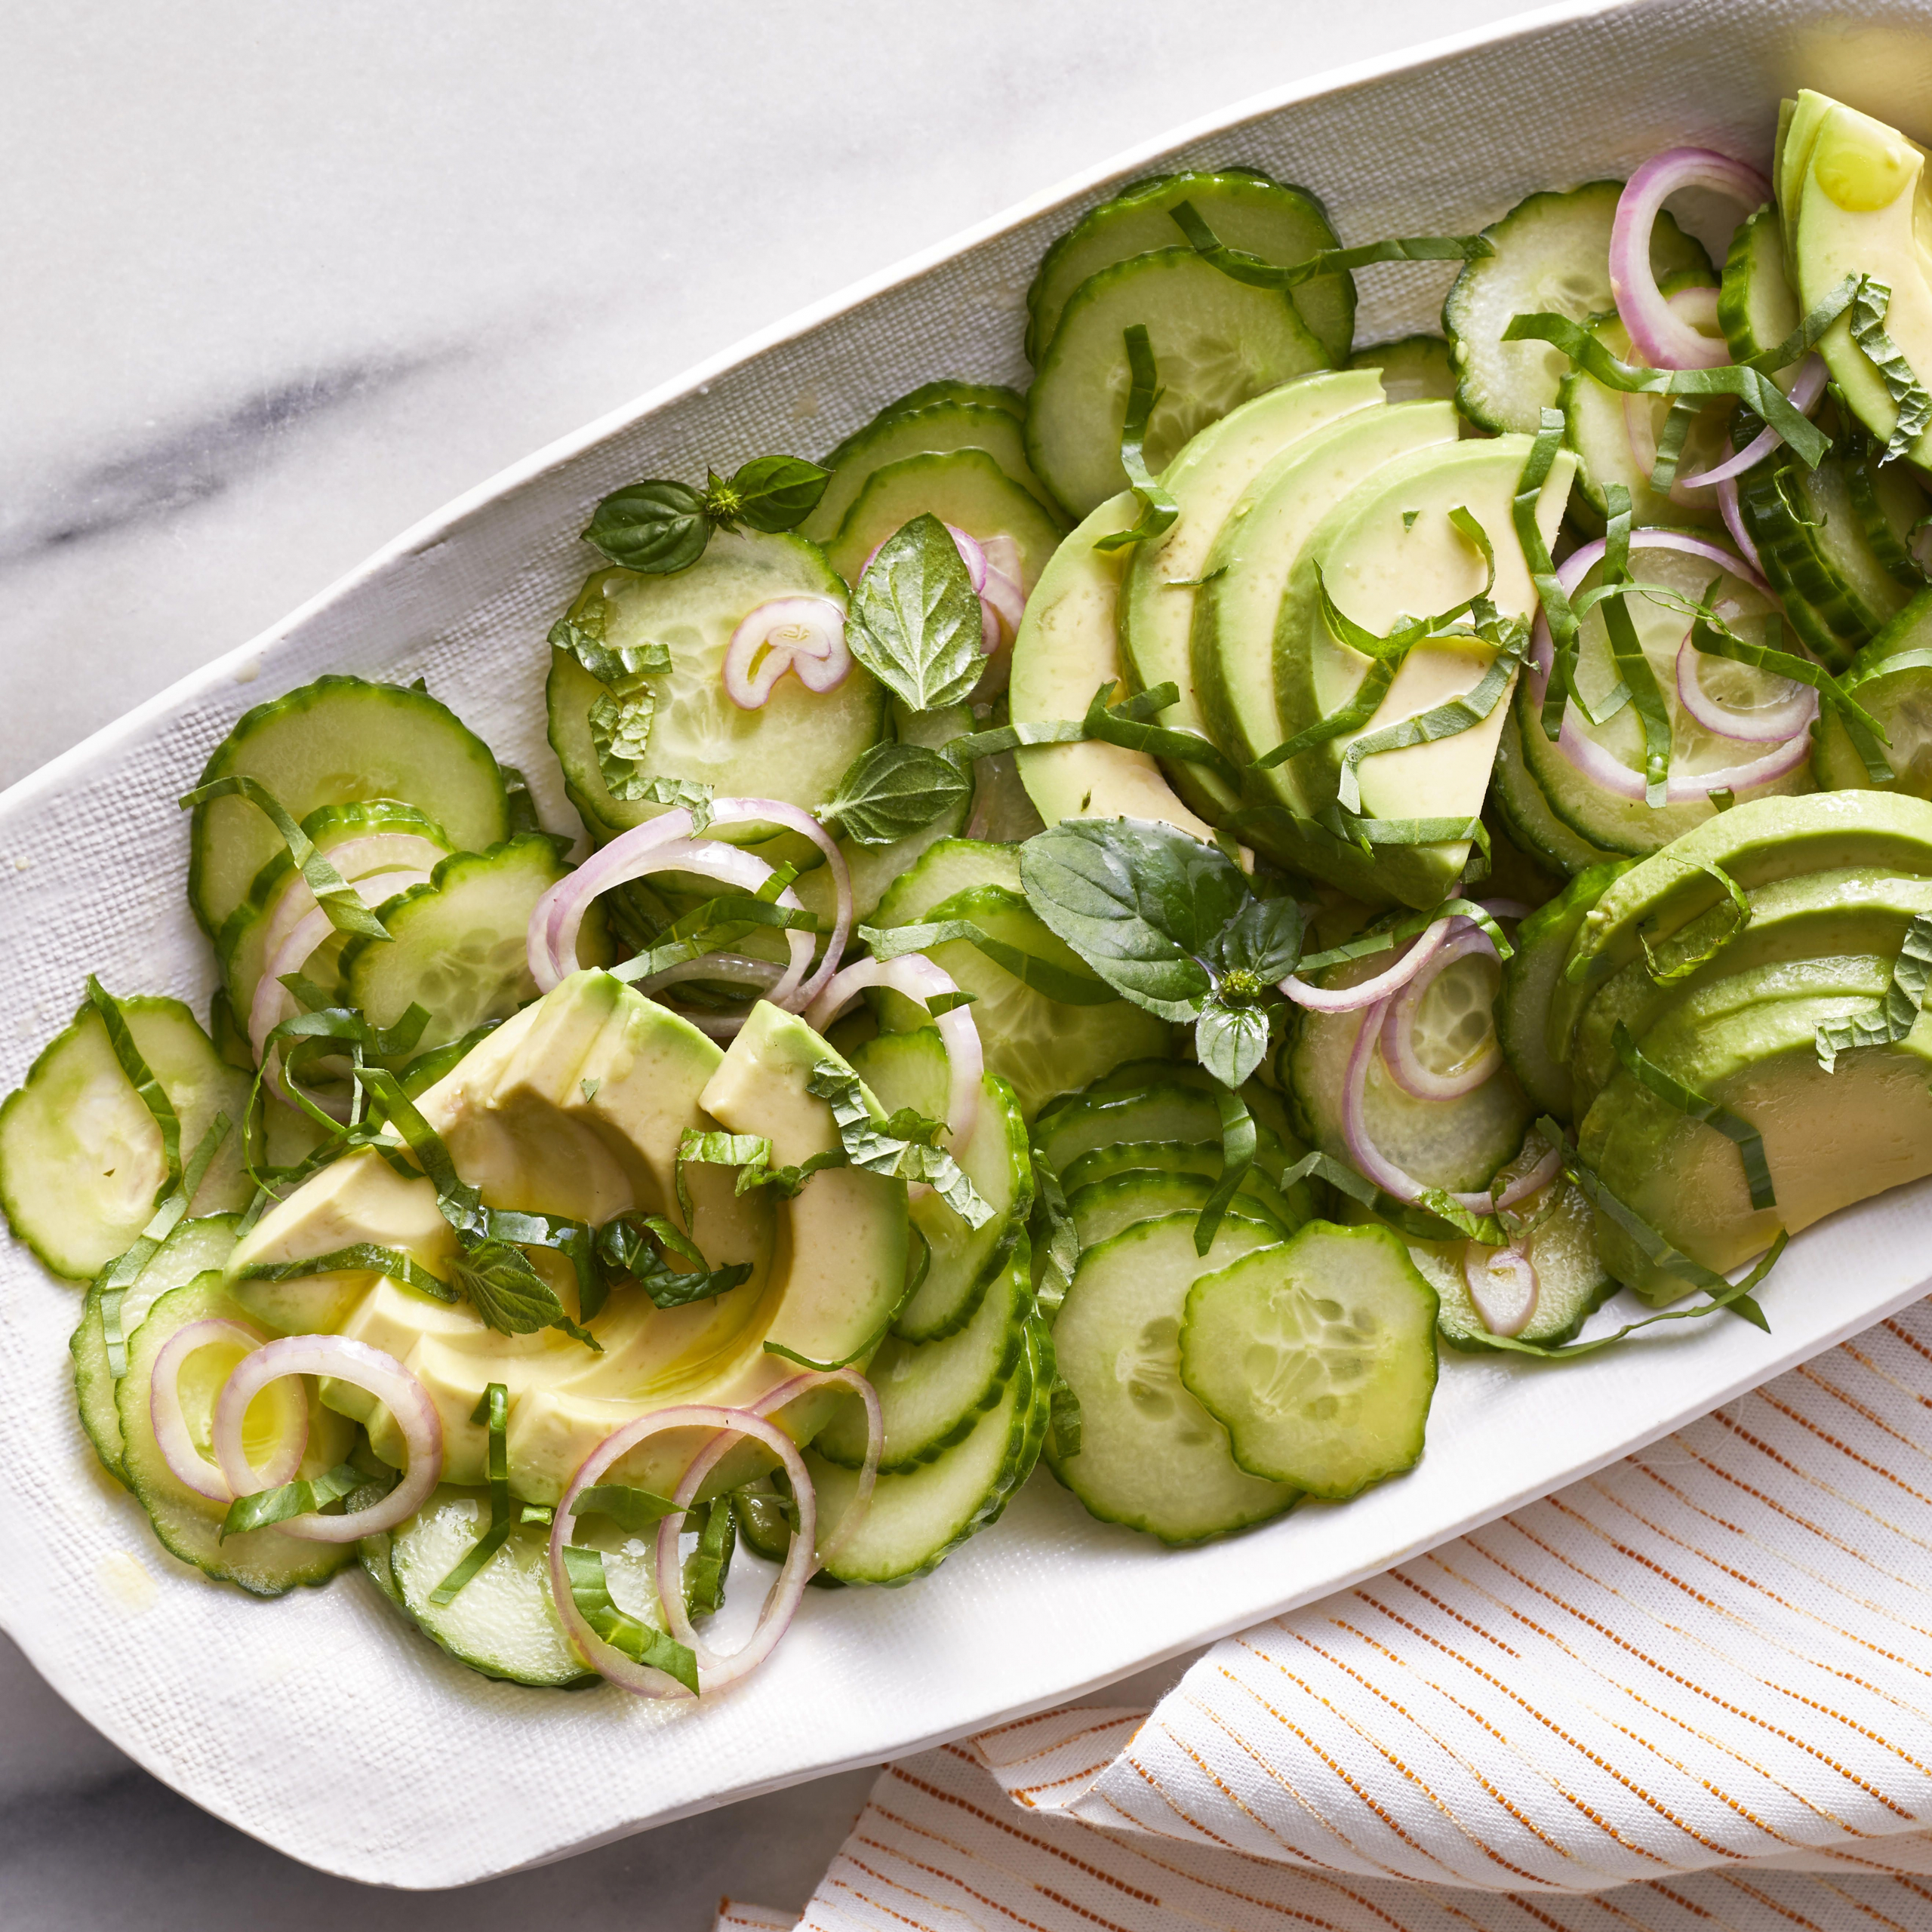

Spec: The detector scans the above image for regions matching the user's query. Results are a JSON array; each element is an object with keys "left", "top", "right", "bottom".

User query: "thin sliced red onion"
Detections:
[
  {"left": 1716, "top": 469, "right": 1764, "bottom": 577},
  {"left": 552, "top": 1404, "right": 814, "bottom": 1699},
  {"left": 1620, "top": 286, "right": 1729, "bottom": 480},
  {"left": 1611, "top": 148, "right": 1770, "bottom": 370},
  {"left": 980, "top": 568, "right": 1026, "bottom": 649},
  {"left": 722, "top": 596, "right": 851, "bottom": 709},
  {"left": 530, "top": 799, "right": 851, "bottom": 1011},
  {"left": 981, "top": 534, "right": 1023, "bottom": 589},
  {"left": 1678, "top": 355, "right": 1829, "bottom": 488},
  {"left": 1675, "top": 629, "right": 1817, "bottom": 742},
  {"left": 1280, "top": 919, "right": 1451, "bottom": 1014},
  {"left": 1380, "top": 930, "right": 1503, "bottom": 1101},
  {"left": 254, "top": 832, "right": 447, "bottom": 989},
  {"left": 213, "top": 1334, "right": 441, "bottom": 1540},
  {"left": 804, "top": 955, "right": 982, "bottom": 1146},
  {"left": 151, "top": 1317, "right": 306, "bottom": 1503},
  {"left": 743, "top": 1368, "right": 881, "bottom": 1572},
  {"left": 1464, "top": 1245, "right": 1541, "bottom": 1337}
]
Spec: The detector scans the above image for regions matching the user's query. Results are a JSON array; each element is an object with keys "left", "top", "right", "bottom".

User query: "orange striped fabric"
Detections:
[{"left": 730, "top": 1299, "right": 1932, "bottom": 1932}]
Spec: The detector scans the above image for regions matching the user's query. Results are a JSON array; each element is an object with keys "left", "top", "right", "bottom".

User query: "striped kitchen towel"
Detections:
[{"left": 729, "top": 1296, "right": 1932, "bottom": 1932}]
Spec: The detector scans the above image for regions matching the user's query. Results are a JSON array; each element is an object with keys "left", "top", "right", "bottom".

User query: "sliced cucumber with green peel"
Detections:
[
  {"left": 1062, "top": 1143, "right": 1297, "bottom": 1232},
  {"left": 547, "top": 532, "right": 881, "bottom": 846},
  {"left": 844, "top": 1029, "right": 1033, "bottom": 1344},
  {"left": 343, "top": 835, "right": 579, "bottom": 1051},
  {"left": 1026, "top": 249, "right": 1330, "bottom": 520},
  {"left": 1047, "top": 1212, "right": 1294, "bottom": 1544},
  {"left": 1032, "top": 1083, "right": 1291, "bottom": 1181},
  {"left": 1844, "top": 435, "right": 1929, "bottom": 590},
  {"left": 826, "top": 449, "right": 1067, "bottom": 592},
  {"left": 118, "top": 1275, "right": 358, "bottom": 1595},
  {"left": 809, "top": 1318, "right": 1045, "bottom": 1584},
  {"left": 1489, "top": 709, "right": 1622, "bottom": 878},
  {"left": 72, "top": 1214, "right": 240, "bottom": 1483},
  {"left": 189, "top": 675, "right": 509, "bottom": 937},
  {"left": 1120, "top": 371, "right": 1383, "bottom": 822},
  {"left": 1496, "top": 860, "right": 1627, "bottom": 1119},
  {"left": 1346, "top": 335, "right": 1457, "bottom": 403},
  {"left": 1026, "top": 168, "right": 1352, "bottom": 367},
  {"left": 1, "top": 994, "right": 253, "bottom": 1281},
  {"left": 866, "top": 380, "right": 1026, "bottom": 427},
  {"left": 1814, "top": 589, "right": 1932, "bottom": 795},
  {"left": 1443, "top": 180, "right": 1710, "bottom": 435},
  {"left": 1719, "top": 203, "right": 1798, "bottom": 363},
  {"left": 806, "top": 401, "right": 1060, "bottom": 541},
  {"left": 870, "top": 836, "right": 1019, "bottom": 925},
  {"left": 1180, "top": 1219, "right": 1435, "bottom": 1497},
  {"left": 817, "top": 1236, "right": 1029, "bottom": 1470},
  {"left": 1069, "top": 1168, "right": 1288, "bottom": 1248}
]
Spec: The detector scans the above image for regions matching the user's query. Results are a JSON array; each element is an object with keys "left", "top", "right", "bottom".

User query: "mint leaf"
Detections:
[
  {"left": 1849, "top": 276, "right": 1932, "bottom": 464},
  {"left": 83, "top": 976, "right": 182, "bottom": 1192},
  {"left": 1816, "top": 912, "right": 1932, "bottom": 1071},
  {"left": 806, "top": 1063, "right": 995, "bottom": 1228},
  {"left": 583, "top": 479, "right": 710, "bottom": 573},
  {"left": 589, "top": 688, "right": 659, "bottom": 801},
  {"left": 845, "top": 513, "right": 983, "bottom": 712},
  {"left": 817, "top": 741, "right": 971, "bottom": 845},
  {"left": 548, "top": 611, "right": 671, "bottom": 693}
]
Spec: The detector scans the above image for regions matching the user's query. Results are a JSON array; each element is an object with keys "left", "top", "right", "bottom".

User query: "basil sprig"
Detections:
[
  {"left": 1091, "top": 324, "right": 1179, "bottom": 555},
  {"left": 582, "top": 456, "right": 831, "bottom": 574},
  {"left": 1848, "top": 278, "right": 1932, "bottom": 463},
  {"left": 1611, "top": 1022, "right": 1776, "bottom": 1211},
  {"left": 844, "top": 512, "right": 985, "bottom": 712},
  {"left": 1815, "top": 910, "right": 1932, "bottom": 1072},
  {"left": 428, "top": 1384, "right": 513, "bottom": 1606}
]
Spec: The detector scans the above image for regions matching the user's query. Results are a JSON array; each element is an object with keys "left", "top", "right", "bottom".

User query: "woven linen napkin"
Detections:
[{"left": 725, "top": 1294, "right": 1932, "bottom": 1932}]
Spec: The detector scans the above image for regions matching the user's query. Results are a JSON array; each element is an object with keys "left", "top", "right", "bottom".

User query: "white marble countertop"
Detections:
[{"left": 0, "top": 0, "right": 1543, "bottom": 1919}]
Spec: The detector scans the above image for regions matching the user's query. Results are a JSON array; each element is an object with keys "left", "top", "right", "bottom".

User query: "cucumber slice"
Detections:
[
  {"left": 118, "top": 1275, "right": 358, "bottom": 1595},
  {"left": 1844, "top": 433, "right": 1930, "bottom": 589},
  {"left": 809, "top": 1318, "right": 1045, "bottom": 1583},
  {"left": 217, "top": 801, "right": 453, "bottom": 1032},
  {"left": 871, "top": 835, "right": 1019, "bottom": 924},
  {"left": 1069, "top": 1169, "right": 1288, "bottom": 1248},
  {"left": 1063, "top": 1143, "right": 1297, "bottom": 1231},
  {"left": 380, "top": 1487, "right": 660, "bottom": 1687},
  {"left": 1026, "top": 169, "right": 1352, "bottom": 366},
  {"left": 548, "top": 532, "right": 881, "bottom": 844},
  {"left": 189, "top": 675, "right": 509, "bottom": 937},
  {"left": 72, "top": 1214, "right": 240, "bottom": 1482},
  {"left": 1815, "top": 588, "right": 1932, "bottom": 795},
  {"left": 1512, "top": 541, "right": 1814, "bottom": 858},
  {"left": 806, "top": 401, "right": 1060, "bottom": 541},
  {"left": 1496, "top": 860, "right": 1628, "bottom": 1119},
  {"left": 1558, "top": 306, "right": 1727, "bottom": 530},
  {"left": 1345, "top": 335, "right": 1457, "bottom": 403},
  {"left": 1026, "top": 249, "right": 1330, "bottom": 520},
  {"left": 825, "top": 448, "right": 1067, "bottom": 592},
  {"left": 1719, "top": 203, "right": 1798, "bottom": 362},
  {"left": 818, "top": 1236, "right": 1029, "bottom": 1469},
  {"left": 1048, "top": 1212, "right": 1294, "bottom": 1543},
  {"left": 867, "top": 380, "right": 1026, "bottom": 428},
  {"left": 343, "top": 835, "right": 577, "bottom": 1051},
  {"left": 1287, "top": 953, "right": 1531, "bottom": 1194},
  {"left": 1180, "top": 1219, "right": 1436, "bottom": 1497},
  {"left": 845, "top": 1030, "right": 1032, "bottom": 1344},
  {"left": 1489, "top": 709, "right": 1623, "bottom": 877},
  {"left": 1, "top": 995, "right": 253, "bottom": 1281},
  {"left": 1121, "top": 371, "right": 1384, "bottom": 823},
  {"left": 1032, "top": 1083, "right": 1295, "bottom": 1180},
  {"left": 1443, "top": 181, "right": 1711, "bottom": 435}
]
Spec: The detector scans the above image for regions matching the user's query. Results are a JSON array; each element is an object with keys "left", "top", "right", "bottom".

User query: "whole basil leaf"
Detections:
[
  {"left": 845, "top": 513, "right": 983, "bottom": 712},
  {"left": 817, "top": 740, "right": 971, "bottom": 845},
  {"left": 724, "top": 455, "right": 832, "bottom": 533},
  {"left": 583, "top": 480, "right": 710, "bottom": 573},
  {"left": 1211, "top": 894, "right": 1306, "bottom": 983},
  {"left": 1017, "top": 818, "right": 1247, "bottom": 1020},
  {"left": 1195, "top": 1001, "right": 1271, "bottom": 1089}
]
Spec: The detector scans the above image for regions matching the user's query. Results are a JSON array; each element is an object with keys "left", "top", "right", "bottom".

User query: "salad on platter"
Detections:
[{"left": 9, "top": 87, "right": 1932, "bottom": 1703}]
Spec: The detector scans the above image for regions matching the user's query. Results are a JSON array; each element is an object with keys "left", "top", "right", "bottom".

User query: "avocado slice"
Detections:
[
  {"left": 1549, "top": 792, "right": 1932, "bottom": 1059},
  {"left": 1271, "top": 434, "right": 1576, "bottom": 906},
  {"left": 1008, "top": 491, "right": 1220, "bottom": 839},
  {"left": 1580, "top": 973, "right": 1932, "bottom": 1300},
  {"left": 1567, "top": 866, "right": 1932, "bottom": 1110},
  {"left": 1789, "top": 94, "right": 1932, "bottom": 469},
  {"left": 1118, "top": 369, "right": 1384, "bottom": 823}
]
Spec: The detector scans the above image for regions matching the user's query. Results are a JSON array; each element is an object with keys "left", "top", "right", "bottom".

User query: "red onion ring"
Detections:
[
  {"left": 1716, "top": 469, "right": 1764, "bottom": 577},
  {"left": 1611, "top": 148, "right": 1770, "bottom": 370},
  {"left": 253, "top": 832, "right": 447, "bottom": 992},
  {"left": 151, "top": 1317, "right": 306, "bottom": 1503},
  {"left": 722, "top": 596, "right": 851, "bottom": 709},
  {"left": 1464, "top": 1244, "right": 1541, "bottom": 1337},
  {"left": 1380, "top": 928, "right": 1503, "bottom": 1101},
  {"left": 1678, "top": 355, "right": 1829, "bottom": 488},
  {"left": 551, "top": 1404, "right": 814, "bottom": 1699},
  {"left": 1675, "top": 628, "right": 1817, "bottom": 742},
  {"left": 804, "top": 955, "right": 983, "bottom": 1146},
  {"left": 213, "top": 1334, "right": 441, "bottom": 1540},
  {"left": 980, "top": 568, "right": 1026, "bottom": 649},
  {"left": 1280, "top": 919, "right": 1451, "bottom": 1014},
  {"left": 742, "top": 1368, "right": 881, "bottom": 1572}
]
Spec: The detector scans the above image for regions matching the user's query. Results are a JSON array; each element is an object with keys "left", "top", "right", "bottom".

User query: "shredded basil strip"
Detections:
[
  {"left": 574, "top": 1482, "right": 681, "bottom": 1533},
  {"left": 806, "top": 1063, "right": 995, "bottom": 1228},
  {"left": 1815, "top": 911, "right": 1932, "bottom": 1072},
  {"left": 1611, "top": 1022, "right": 1776, "bottom": 1210},
  {"left": 1192, "top": 1084, "right": 1257, "bottom": 1257},
  {"left": 681, "top": 1495, "right": 737, "bottom": 1620},
  {"left": 428, "top": 1384, "right": 513, "bottom": 1606},
  {"left": 1295, "top": 896, "right": 1512, "bottom": 974},
  {"left": 611, "top": 891, "right": 817, "bottom": 986},
  {"left": 1848, "top": 277, "right": 1932, "bottom": 464},
  {"left": 1632, "top": 860, "right": 1752, "bottom": 985},
  {"left": 220, "top": 1460, "right": 363, "bottom": 1541},
  {"left": 860, "top": 913, "right": 1116, "bottom": 1004},
  {"left": 1512, "top": 409, "right": 1583, "bottom": 742},
  {"left": 1597, "top": 484, "right": 1675, "bottom": 808},
  {"left": 1091, "top": 324, "right": 1180, "bottom": 555},
  {"left": 1275, "top": 1148, "right": 1503, "bottom": 1247},
  {"left": 1026, "top": 1143, "right": 1080, "bottom": 1318},
  {"left": 1644, "top": 394, "right": 1706, "bottom": 494},
  {"left": 84, "top": 976, "right": 183, "bottom": 1191},
  {"left": 595, "top": 1211, "right": 752, "bottom": 1309},
  {"left": 234, "top": 1243, "right": 460, "bottom": 1303},
  {"left": 561, "top": 1545, "right": 700, "bottom": 1693},
  {"left": 1168, "top": 200, "right": 1491, "bottom": 289},
  {"left": 178, "top": 777, "right": 390, "bottom": 941}
]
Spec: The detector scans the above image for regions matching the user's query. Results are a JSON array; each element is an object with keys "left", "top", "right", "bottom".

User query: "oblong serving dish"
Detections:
[{"left": 6, "top": 0, "right": 1932, "bottom": 1885}]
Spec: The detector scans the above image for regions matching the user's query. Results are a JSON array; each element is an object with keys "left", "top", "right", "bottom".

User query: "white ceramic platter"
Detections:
[{"left": 8, "top": 0, "right": 1932, "bottom": 1887}]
